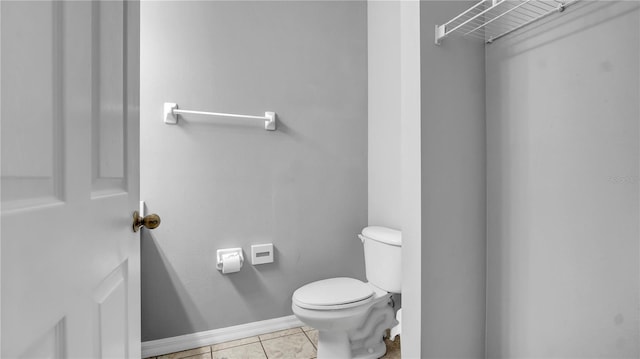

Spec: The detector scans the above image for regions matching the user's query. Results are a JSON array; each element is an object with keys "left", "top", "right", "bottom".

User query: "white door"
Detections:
[{"left": 1, "top": 1, "right": 142, "bottom": 358}]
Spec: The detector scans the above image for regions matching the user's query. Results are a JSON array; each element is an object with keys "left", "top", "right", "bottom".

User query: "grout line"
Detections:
[
  {"left": 260, "top": 332, "right": 300, "bottom": 343},
  {"left": 210, "top": 338, "right": 260, "bottom": 353},
  {"left": 181, "top": 353, "right": 211, "bottom": 359},
  {"left": 301, "top": 330, "right": 317, "bottom": 350},
  {"left": 258, "top": 327, "right": 304, "bottom": 343},
  {"left": 258, "top": 338, "right": 269, "bottom": 359}
]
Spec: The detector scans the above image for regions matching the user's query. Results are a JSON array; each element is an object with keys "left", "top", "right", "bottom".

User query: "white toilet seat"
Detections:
[{"left": 292, "top": 277, "right": 383, "bottom": 310}]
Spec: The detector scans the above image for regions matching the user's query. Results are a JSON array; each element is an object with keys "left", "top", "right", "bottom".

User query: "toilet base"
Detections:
[
  {"left": 351, "top": 340, "right": 386, "bottom": 359},
  {"left": 310, "top": 296, "right": 395, "bottom": 359},
  {"left": 317, "top": 330, "right": 387, "bottom": 359},
  {"left": 317, "top": 331, "right": 350, "bottom": 358}
]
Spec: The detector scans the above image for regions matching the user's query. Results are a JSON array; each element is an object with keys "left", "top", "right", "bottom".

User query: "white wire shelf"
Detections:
[{"left": 435, "top": 0, "right": 579, "bottom": 45}]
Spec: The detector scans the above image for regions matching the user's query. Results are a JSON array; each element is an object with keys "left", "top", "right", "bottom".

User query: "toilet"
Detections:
[{"left": 292, "top": 226, "right": 401, "bottom": 359}]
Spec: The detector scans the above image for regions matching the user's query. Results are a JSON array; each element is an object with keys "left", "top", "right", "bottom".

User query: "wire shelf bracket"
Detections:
[{"left": 435, "top": 0, "right": 579, "bottom": 45}]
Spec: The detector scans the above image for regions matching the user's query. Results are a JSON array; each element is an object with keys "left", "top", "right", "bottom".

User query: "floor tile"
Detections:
[
  {"left": 158, "top": 346, "right": 210, "bottom": 359},
  {"left": 261, "top": 332, "right": 316, "bottom": 359},
  {"left": 184, "top": 354, "right": 213, "bottom": 359},
  {"left": 156, "top": 326, "right": 399, "bottom": 359},
  {"left": 212, "top": 342, "right": 266, "bottom": 359},
  {"left": 303, "top": 330, "right": 318, "bottom": 349},
  {"left": 381, "top": 335, "right": 401, "bottom": 359},
  {"left": 212, "top": 336, "right": 260, "bottom": 352},
  {"left": 258, "top": 327, "right": 303, "bottom": 341}
]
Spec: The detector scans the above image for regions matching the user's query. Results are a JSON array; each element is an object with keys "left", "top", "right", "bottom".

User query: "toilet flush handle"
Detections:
[{"left": 358, "top": 234, "right": 365, "bottom": 243}]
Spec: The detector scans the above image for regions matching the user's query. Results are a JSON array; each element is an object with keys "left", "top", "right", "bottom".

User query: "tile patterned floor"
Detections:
[{"left": 145, "top": 326, "right": 401, "bottom": 359}]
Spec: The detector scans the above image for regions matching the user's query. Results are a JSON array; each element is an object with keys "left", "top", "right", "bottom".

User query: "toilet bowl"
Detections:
[
  {"left": 291, "top": 226, "right": 402, "bottom": 359},
  {"left": 292, "top": 277, "right": 396, "bottom": 359}
]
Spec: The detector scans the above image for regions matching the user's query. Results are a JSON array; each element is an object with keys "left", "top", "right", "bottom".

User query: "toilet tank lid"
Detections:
[{"left": 361, "top": 226, "right": 401, "bottom": 246}]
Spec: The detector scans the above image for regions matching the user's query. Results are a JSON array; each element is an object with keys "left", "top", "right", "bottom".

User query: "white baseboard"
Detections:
[{"left": 141, "top": 315, "right": 304, "bottom": 358}]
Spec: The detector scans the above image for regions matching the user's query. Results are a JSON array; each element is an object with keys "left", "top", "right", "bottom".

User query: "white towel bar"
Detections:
[{"left": 163, "top": 102, "right": 277, "bottom": 131}]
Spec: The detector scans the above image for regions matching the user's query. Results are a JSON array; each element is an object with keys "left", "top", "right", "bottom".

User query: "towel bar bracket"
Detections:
[
  {"left": 164, "top": 102, "right": 179, "bottom": 125},
  {"left": 264, "top": 112, "right": 276, "bottom": 131}
]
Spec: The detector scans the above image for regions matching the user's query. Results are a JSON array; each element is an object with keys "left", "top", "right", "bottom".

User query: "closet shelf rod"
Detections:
[
  {"left": 487, "top": 0, "right": 578, "bottom": 43},
  {"left": 163, "top": 102, "right": 277, "bottom": 131},
  {"left": 463, "top": 0, "right": 532, "bottom": 36}
]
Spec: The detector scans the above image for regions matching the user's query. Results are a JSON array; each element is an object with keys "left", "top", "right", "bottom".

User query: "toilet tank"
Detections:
[{"left": 360, "top": 226, "right": 401, "bottom": 293}]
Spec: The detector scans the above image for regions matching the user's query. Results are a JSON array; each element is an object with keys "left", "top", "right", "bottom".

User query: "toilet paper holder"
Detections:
[{"left": 216, "top": 248, "right": 244, "bottom": 272}]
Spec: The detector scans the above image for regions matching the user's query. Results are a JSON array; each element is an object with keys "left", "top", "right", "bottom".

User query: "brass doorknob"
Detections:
[{"left": 132, "top": 211, "right": 161, "bottom": 232}]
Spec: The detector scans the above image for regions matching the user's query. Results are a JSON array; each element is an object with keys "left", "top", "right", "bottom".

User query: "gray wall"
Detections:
[
  {"left": 420, "top": 1, "right": 487, "bottom": 358},
  {"left": 368, "top": 0, "right": 402, "bottom": 229},
  {"left": 486, "top": 2, "right": 640, "bottom": 357},
  {"left": 140, "top": 1, "right": 368, "bottom": 341}
]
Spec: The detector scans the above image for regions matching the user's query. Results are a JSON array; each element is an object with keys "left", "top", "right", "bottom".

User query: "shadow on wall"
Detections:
[
  {"left": 175, "top": 115, "right": 334, "bottom": 164},
  {"left": 221, "top": 247, "right": 281, "bottom": 318},
  {"left": 141, "top": 230, "right": 205, "bottom": 341},
  {"left": 142, "top": 233, "right": 291, "bottom": 340},
  {"left": 495, "top": 1, "right": 640, "bottom": 57}
]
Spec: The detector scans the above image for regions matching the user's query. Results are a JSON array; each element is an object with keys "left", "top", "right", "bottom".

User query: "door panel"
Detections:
[
  {"left": 94, "top": 262, "right": 129, "bottom": 359},
  {"left": 20, "top": 319, "right": 66, "bottom": 359},
  {"left": 1, "top": 0, "right": 64, "bottom": 210},
  {"left": 1, "top": 1, "right": 140, "bottom": 358},
  {"left": 93, "top": 0, "right": 127, "bottom": 195}
]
